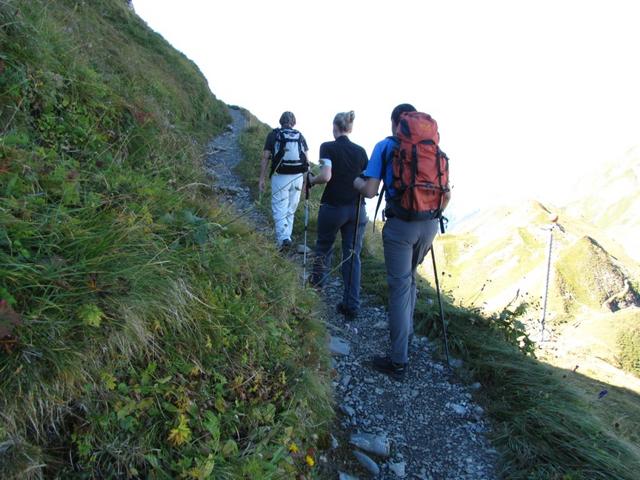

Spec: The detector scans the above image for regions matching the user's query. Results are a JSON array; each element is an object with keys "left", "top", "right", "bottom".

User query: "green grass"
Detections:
[
  {"left": 1, "top": 2, "right": 331, "bottom": 478},
  {"left": 618, "top": 325, "right": 640, "bottom": 377}
]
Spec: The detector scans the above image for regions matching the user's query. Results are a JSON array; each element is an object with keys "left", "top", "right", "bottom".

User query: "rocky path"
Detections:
[
  {"left": 204, "top": 107, "right": 269, "bottom": 233},
  {"left": 205, "top": 108, "right": 499, "bottom": 479}
]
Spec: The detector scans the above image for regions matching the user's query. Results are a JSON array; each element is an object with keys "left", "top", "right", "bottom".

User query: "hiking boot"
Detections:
[
  {"left": 372, "top": 355, "right": 407, "bottom": 381},
  {"left": 279, "top": 239, "right": 292, "bottom": 251},
  {"left": 336, "top": 302, "right": 357, "bottom": 320}
]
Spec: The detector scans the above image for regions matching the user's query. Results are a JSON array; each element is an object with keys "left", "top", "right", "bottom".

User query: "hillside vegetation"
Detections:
[
  {"left": 555, "top": 236, "right": 638, "bottom": 312},
  {"left": 0, "top": 1, "right": 330, "bottom": 478}
]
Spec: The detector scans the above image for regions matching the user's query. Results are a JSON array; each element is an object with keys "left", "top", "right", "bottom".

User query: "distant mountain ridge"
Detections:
[
  {"left": 563, "top": 146, "right": 640, "bottom": 262},
  {"left": 436, "top": 197, "right": 639, "bottom": 320}
]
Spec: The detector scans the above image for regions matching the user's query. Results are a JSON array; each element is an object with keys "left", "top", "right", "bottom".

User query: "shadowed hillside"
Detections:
[{"left": 0, "top": 1, "right": 330, "bottom": 478}]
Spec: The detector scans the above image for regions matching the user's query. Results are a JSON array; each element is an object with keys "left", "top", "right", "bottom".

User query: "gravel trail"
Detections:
[{"left": 205, "top": 108, "right": 500, "bottom": 479}]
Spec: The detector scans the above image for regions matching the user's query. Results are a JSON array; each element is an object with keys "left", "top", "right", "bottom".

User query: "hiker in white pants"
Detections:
[{"left": 259, "top": 111, "right": 309, "bottom": 249}]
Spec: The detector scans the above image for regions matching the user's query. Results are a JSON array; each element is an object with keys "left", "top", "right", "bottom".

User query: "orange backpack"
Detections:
[{"left": 386, "top": 111, "right": 449, "bottom": 221}]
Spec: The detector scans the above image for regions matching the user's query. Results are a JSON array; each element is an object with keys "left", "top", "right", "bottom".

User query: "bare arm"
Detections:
[
  {"left": 353, "top": 177, "right": 381, "bottom": 199},
  {"left": 309, "top": 163, "right": 331, "bottom": 186},
  {"left": 258, "top": 150, "right": 271, "bottom": 193},
  {"left": 441, "top": 190, "right": 451, "bottom": 211}
]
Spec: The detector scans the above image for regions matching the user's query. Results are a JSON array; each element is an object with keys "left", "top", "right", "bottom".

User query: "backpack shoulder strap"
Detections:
[{"left": 270, "top": 128, "right": 284, "bottom": 177}]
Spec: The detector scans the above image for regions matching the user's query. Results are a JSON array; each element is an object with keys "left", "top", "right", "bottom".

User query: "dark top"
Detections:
[
  {"left": 263, "top": 128, "right": 309, "bottom": 175},
  {"left": 319, "top": 135, "right": 368, "bottom": 206}
]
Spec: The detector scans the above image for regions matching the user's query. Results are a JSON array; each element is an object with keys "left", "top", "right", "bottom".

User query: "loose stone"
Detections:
[
  {"left": 353, "top": 450, "right": 380, "bottom": 476},
  {"left": 389, "top": 461, "right": 406, "bottom": 477},
  {"left": 329, "top": 336, "right": 351, "bottom": 356},
  {"left": 350, "top": 432, "right": 391, "bottom": 457}
]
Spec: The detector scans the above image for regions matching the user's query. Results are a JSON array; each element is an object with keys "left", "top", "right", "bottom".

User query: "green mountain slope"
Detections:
[
  {"left": 0, "top": 1, "right": 330, "bottom": 478},
  {"left": 439, "top": 199, "right": 639, "bottom": 321},
  {"left": 563, "top": 146, "right": 640, "bottom": 263},
  {"left": 556, "top": 235, "right": 639, "bottom": 312}
]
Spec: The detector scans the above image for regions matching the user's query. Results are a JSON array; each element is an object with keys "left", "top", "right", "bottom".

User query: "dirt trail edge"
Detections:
[{"left": 205, "top": 109, "right": 499, "bottom": 479}]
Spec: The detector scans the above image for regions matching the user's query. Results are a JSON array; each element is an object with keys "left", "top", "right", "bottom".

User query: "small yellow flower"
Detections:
[
  {"left": 288, "top": 442, "right": 299, "bottom": 454},
  {"left": 305, "top": 455, "right": 315, "bottom": 467}
]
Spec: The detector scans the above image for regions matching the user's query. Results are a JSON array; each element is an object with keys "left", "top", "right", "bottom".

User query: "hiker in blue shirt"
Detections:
[{"left": 354, "top": 103, "right": 451, "bottom": 380}]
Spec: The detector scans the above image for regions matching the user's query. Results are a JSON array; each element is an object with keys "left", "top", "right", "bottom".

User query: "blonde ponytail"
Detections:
[{"left": 333, "top": 110, "right": 355, "bottom": 133}]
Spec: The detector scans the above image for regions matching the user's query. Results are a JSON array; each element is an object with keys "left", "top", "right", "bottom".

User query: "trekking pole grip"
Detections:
[{"left": 305, "top": 172, "right": 311, "bottom": 199}]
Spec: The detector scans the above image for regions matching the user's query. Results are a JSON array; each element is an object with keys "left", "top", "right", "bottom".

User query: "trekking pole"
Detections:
[
  {"left": 346, "top": 195, "right": 363, "bottom": 302},
  {"left": 302, "top": 173, "right": 311, "bottom": 286},
  {"left": 540, "top": 214, "right": 558, "bottom": 342},
  {"left": 430, "top": 246, "right": 450, "bottom": 365}
]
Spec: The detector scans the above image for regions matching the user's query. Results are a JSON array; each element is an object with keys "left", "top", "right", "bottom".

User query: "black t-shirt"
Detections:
[
  {"left": 264, "top": 128, "right": 309, "bottom": 175},
  {"left": 319, "top": 136, "right": 368, "bottom": 206}
]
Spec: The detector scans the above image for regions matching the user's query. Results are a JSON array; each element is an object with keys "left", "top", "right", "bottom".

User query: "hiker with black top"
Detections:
[
  {"left": 354, "top": 104, "right": 451, "bottom": 380},
  {"left": 308, "top": 111, "right": 368, "bottom": 319},
  {"left": 259, "top": 111, "right": 309, "bottom": 250}
]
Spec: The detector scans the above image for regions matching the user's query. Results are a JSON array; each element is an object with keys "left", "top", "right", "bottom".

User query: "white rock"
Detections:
[
  {"left": 451, "top": 403, "right": 467, "bottom": 416},
  {"left": 373, "top": 320, "right": 387, "bottom": 329},
  {"left": 350, "top": 432, "right": 390, "bottom": 457},
  {"left": 353, "top": 450, "right": 380, "bottom": 476},
  {"left": 296, "top": 244, "right": 312, "bottom": 254},
  {"left": 329, "top": 337, "right": 350, "bottom": 356},
  {"left": 338, "top": 472, "right": 359, "bottom": 480},
  {"left": 389, "top": 461, "right": 406, "bottom": 477}
]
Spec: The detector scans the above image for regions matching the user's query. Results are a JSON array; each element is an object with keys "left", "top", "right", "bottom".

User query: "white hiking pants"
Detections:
[{"left": 271, "top": 173, "right": 303, "bottom": 246}]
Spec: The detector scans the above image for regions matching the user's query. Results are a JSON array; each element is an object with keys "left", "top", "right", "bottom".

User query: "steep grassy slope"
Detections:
[
  {"left": 556, "top": 236, "right": 638, "bottom": 312},
  {"left": 0, "top": 1, "right": 330, "bottom": 478}
]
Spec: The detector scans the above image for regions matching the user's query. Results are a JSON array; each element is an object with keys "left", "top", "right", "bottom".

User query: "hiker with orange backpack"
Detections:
[{"left": 354, "top": 104, "right": 451, "bottom": 380}]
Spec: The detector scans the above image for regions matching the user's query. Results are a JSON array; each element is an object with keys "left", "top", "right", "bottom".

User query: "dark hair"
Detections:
[
  {"left": 390, "top": 103, "right": 417, "bottom": 124},
  {"left": 279, "top": 111, "right": 296, "bottom": 127}
]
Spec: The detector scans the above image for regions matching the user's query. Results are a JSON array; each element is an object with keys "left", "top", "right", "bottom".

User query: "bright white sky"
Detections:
[{"left": 133, "top": 0, "right": 640, "bottom": 221}]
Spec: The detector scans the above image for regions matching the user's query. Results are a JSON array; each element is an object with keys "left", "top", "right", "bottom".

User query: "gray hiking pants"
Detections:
[{"left": 382, "top": 216, "right": 439, "bottom": 364}]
